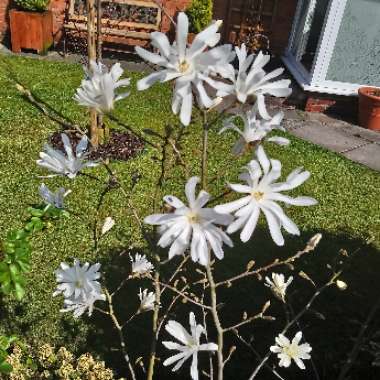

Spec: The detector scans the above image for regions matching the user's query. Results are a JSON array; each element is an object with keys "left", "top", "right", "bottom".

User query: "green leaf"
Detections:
[
  {"left": 14, "top": 282, "right": 25, "bottom": 301},
  {"left": 0, "top": 360, "right": 12, "bottom": 374}
]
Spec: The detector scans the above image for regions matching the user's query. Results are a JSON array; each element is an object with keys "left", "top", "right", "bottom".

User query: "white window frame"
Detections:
[{"left": 282, "top": 0, "right": 367, "bottom": 96}]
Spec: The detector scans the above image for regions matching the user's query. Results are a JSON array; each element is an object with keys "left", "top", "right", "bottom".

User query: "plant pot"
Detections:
[
  {"left": 10, "top": 9, "right": 53, "bottom": 54},
  {"left": 358, "top": 86, "right": 380, "bottom": 131}
]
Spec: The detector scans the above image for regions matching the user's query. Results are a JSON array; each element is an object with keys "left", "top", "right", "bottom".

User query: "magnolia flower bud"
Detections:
[
  {"left": 336, "top": 280, "right": 348, "bottom": 290},
  {"left": 101, "top": 217, "right": 115, "bottom": 236}
]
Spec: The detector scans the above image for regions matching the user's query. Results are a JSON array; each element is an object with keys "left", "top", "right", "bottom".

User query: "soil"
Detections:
[{"left": 50, "top": 130, "right": 144, "bottom": 162}]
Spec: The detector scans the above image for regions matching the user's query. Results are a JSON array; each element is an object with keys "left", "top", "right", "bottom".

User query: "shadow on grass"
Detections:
[{"left": 77, "top": 227, "right": 380, "bottom": 380}]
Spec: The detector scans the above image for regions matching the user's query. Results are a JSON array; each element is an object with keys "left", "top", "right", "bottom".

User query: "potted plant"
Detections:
[
  {"left": 10, "top": 0, "right": 53, "bottom": 55},
  {"left": 358, "top": 87, "right": 380, "bottom": 131},
  {"left": 185, "top": 0, "right": 213, "bottom": 43}
]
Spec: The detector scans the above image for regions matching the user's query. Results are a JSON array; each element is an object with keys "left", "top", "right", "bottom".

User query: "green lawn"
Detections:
[{"left": 0, "top": 54, "right": 379, "bottom": 379}]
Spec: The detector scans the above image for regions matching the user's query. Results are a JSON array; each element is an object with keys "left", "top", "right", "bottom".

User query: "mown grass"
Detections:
[{"left": 0, "top": 54, "right": 379, "bottom": 379}]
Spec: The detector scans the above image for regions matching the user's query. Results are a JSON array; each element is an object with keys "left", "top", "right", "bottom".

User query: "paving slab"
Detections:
[
  {"left": 342, "top": 143, "right": 380, "bottom": 171},
  {"left": 288, "top": 122, "right": 368, "bottom": 153},
  {"left": 341, "top": 124, "right": 380, "bottom": 145}
]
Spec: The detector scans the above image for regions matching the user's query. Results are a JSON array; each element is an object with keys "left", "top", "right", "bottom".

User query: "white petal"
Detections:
[
  {"left": 179, "top": 89, "right": 193, "bottom": 126},
  {"left": 261, "top": 207, "right": 284, "bottom": 246},
  {"left": 214, "top": 196, "right": 251, "bottom": 214},
  {"left": 229, "top": 183, "right": 252, "bottom": 194},
  {"left": 164, "top": 195, "right": 186, "bottom": 209},
  {"left": 256, "top": 145, "right": 270, "bottom": 175},
  {"left": 185, "top": 177, "right": 200, "bottom": 207},
  {"left": 240, "top": 205, "right": 260, "bottom": 242},
  {"left": 137, "top": 71, "right": 165, "bottom": 91},
  {"left": 150, "top": 32, "right": 171, "bottom": 58},
  {"left": 135, "top": 46, "right": 166, "bottom": 66},
  {"left": 165, "top": 320, "right": 192, "bottom": 345},
  {"left": 176, "top": 12, "right": 188, "bottom": 61},
  {"left": 267, "top": 136, "right": 290, "bottom": 146},
  {"left": 190, "top": 352, "right": 199, "bottom": 380}
]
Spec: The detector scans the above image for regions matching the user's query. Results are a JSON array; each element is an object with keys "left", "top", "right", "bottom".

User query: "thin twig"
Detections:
[
  {"left": 206, "top": 265, "right": 224, "bottom": 380},
  {"left": 233, "top": 331, "right": 285, "bottom": 380},
  {"left": 338, "top": 294, "right": 380, "bottom": 380},
  {"left": 248, "top": 272, "right": 340, "bottom": 380},
  {"left": 104, "top": 289, "right": 137, "bottom": 380},
  {"left": 147, "top": 270, "right": 161, "bottom": 380},
  {"left": 216, "top": 234, "right": 322, "bottom": 288},
  {"left": 156, "top": 280, "right": 211, "bottom": 310}
]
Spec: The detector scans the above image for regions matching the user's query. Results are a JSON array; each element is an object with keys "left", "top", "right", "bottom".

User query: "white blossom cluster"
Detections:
[
  {"left": 53, "top": 260, "right": 106, "bottom": 318},
  {"left": 35, "top": 10, "right": 320, "bottom": 379}
]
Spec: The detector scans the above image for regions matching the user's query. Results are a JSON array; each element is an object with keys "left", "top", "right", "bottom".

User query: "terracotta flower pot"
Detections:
[
  {"left": 358, "top": 86, "right": 380, "bottom": 131},
  {"left": 10, "top": 9, "right": 53, "bottom": 55}
]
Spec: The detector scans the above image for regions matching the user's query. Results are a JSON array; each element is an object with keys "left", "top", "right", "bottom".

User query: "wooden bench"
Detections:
[{"left": 63, "top": 0, "right": 161, "bottom": 52}]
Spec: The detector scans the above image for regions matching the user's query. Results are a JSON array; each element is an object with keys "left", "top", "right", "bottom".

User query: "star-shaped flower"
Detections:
[
  {"left": 215, "top": 146, "right": 317, "bottom": 245},
  {"left": 37, "top": 133, "right": 97, "bottom": 179},
  {"left": 53, "top": 260, "right": 103, "bottom": 300},
  {"left": 206, "top": 44, "right": 291, "bottom": 119},
  {"left": 270, "top": 332, "right": 312, "bottom": 369},
  {"left": 39, "top": 183, "right": 71, "bottom": 209},
  {"left": 130, "top": 253, "right": 154, "bottom": 276},
  {"left": 144, "top": 177, "right": 233, "bottom": 266},
  {"left": 219, "top": 104, "right": 288, "bottom": 155},
  {"left": 138, "top": 288, "right": 155, "bottom": 312},
  {"left": 163, "top": 312, "right": 218, "bottom": 380},
  {"left": 265, "top": 273, "right": 293, "bottom": 302},
  {"left": 74, "top": 61, "right": 130, "bottom": 113},
  {"left": 135, "top": 12, "right": 234, "bottom": 125},
  {"left": 60, "top": 292, "right": 106, "bottom": 319}
]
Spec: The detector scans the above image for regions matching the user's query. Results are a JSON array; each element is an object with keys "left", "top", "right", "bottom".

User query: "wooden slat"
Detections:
[
  {"left": 68, "top": 0, "right": 159, "bottom": 10},
  {"left": 69, "top": 15, "right": 159, "bottom": 30},
  {"left": 65, "top": 21, "right": 151, "bottom": 39},
  {"left": 113, "top": 0, "right": 159, "bottom": 7}
]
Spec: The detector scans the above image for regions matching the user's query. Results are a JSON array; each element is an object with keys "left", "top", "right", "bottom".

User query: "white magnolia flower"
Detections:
[
  {"left": 37, "top": 133, "right": 98, "bottom": 179},
  {"left": 135, "top": 12, "right": 234, "bottom": 126},
  {"left": 130, "top": 253, "right": 154, "bottom": 275},
  {"left": 144, "top": 177, "right": 233, "bottom": 266},
  {"left": 163, "top": 312, "right": 218, "bottom": 380},
  {"left": 53, "top": 260, "right": 103, "bottom": 300},
  {"left": 74, "top": 61, "right": 130, "bottom": 113},
  {"left": 270, "top": 332, "right": 312, "bottom": 369},
  {"left": 206, "top": 44, "right": 291, "bottom": 119},
  {"left": 138, "top": 288, "right": 155, "bottom": 312},
  {"left": 39, "top": 183, "right": 71, "bottom": 209},
  {"left": 220, "top": 104, "right": 288, "bottom": 155},
  {"left": 60, "top": 292, "right": 106, "bottom": 319},
  {"left": 101, "top": 216, "right": 115, "bottom": 236},
  {"left": 215, "top": 146, "right": 317, "bottom": 245},
  {"left": 265, "top": 273, "right": 293, "bottom": 302}
]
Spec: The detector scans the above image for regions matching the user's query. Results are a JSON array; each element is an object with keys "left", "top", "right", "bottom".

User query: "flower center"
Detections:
[
  {"left": 179, "top": 60, "right": 190, "bottom": 73},
  {"left": 187, "top": 211, "right": 200, "bottom": 224},
  {"left": 251, "top": 191, "right": 264, "bottom": 201},
  {"left": 283, "top": 345, "right": 299, "bottom": 359},
  {"left": 75, "top": 279, "right": 84, "bottom": 288}
]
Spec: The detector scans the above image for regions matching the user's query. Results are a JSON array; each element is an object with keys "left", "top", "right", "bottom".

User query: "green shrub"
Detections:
[
  {"left": 4, "top": 343, "right": 119, "bottom": 380},
  {"left": 186, "top": 0, "right": 213, "bottom": 33},
  {"left": 14, "top": 0, "right": 50, "bottom": 12}
]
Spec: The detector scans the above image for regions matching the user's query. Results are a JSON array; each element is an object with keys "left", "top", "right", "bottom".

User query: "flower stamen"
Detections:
[
  {"left": 252, "top": 191, "right": 264, "bottom": 201},
  {"left": 179, "top": 60, "right": 190, "bottom": 73}
]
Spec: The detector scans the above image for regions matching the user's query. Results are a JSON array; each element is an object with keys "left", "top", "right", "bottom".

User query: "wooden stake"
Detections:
[{"left": 87, "top": 0, "right": 99, "bottom": 148}]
